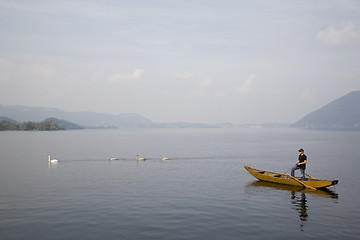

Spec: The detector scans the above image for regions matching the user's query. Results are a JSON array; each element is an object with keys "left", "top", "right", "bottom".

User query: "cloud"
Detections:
[
  {"left": 200, "top": 78, "right": 212, "bottom": 88},
  {"left": 236, "top": 74, "right": 255, "bottom": 93},
  {"left": 28, "top": 64, "right": 54, "bottom": 78},
  {"left": 316, "top": 21, "right": 360, "bottom": 46},
  {"left": 108, "top": 68, "right": 144, "bottom": 83},
  {"left": 176, "top": 71, "right": 193, "bottom": 79},
  {"left": 0, "top": 58, "right": 9, "bottom": 66}
]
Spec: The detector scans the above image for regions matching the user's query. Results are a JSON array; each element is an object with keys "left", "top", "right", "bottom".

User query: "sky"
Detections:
[{"left": 0, "top": 0, "right": 359, "bottom": 124}]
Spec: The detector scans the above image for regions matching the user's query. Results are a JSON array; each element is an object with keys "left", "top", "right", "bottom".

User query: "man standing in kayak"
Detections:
[{"left": 291, "top": 148, "right": 307, "bottom": 180}]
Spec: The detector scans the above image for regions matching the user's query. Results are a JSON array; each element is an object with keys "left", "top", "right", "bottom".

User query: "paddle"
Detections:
[
  {"left": 285, "top": 173, "right": 317, "bottom": 190},
  {"left": 305, "top": 173, "right": 316, "bottom": 179}
]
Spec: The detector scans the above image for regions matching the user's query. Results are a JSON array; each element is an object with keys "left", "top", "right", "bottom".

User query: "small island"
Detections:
[{"left": 0, "top": 117, "right": 83, "bottom": 131}]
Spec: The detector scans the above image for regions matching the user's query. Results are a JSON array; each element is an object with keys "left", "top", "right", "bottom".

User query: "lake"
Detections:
[{"left": 0, "top": 128, "right": 359, "bottom": 239}]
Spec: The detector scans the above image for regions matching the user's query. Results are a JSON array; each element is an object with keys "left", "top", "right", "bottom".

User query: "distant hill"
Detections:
[
  {"left": 0, "top": 105, "right": 221, "bottom": 129},
  {"left": 0, "top": 105, "right": 155, "bottom": 128},
  {"left": 0, "top": 117, "right": 73, "bottom": 131},
  {"left": 0, "top": 105, "right": 236, "bottom": 129},
  {"left": 291, "top": 91, "right": 360, "bottom": 130},
  {"left": 44, "top": 118, "right": 84, "bottom": 130},
  {"left": 0, "top": 116, "right": 17, "bottom": 123},
  {"left": 155, "top": 122, "right": 234, "bottom": 128}
]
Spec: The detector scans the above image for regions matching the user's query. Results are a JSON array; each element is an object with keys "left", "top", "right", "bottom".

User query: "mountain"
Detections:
[
  {"left": 44, "top": 118, "right": 84, "bottom": 130},
  {"left": 0, "top": 116, "right": 17, "bottom": 123},
  {"left": 0, "top": 105, "right": 236, "bottom": 129},
  {"left": 0, "top": 105, "right": 155, "bottom": 128},
  {"left": 155, "top": 122, "right": 234, "bottom": 128},
  {"left": 291, "top": 91, "right": 360, "bottom": 130}
]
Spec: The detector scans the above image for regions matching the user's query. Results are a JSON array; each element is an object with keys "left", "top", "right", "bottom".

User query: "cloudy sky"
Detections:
[{"left": 0, "top": 0, "right": 359, "bottom": 124}]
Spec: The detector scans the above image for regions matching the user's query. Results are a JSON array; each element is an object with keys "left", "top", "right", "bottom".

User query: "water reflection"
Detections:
[
  {"left": 291, "top": 191, "right": 307, "bottom": 231},
  {"left": 246, "top": 181, "right": 339, "bottom": 231},
  {"left": 47, "top": 161, "right": 59, "bottom": 169},
  {"left": 247, "top": 181, "right": 339, "bottom": 199}
]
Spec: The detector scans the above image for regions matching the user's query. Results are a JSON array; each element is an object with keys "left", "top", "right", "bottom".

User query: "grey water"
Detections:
[{"left": 0, "top": 128, "right": 359, "bottom": 239}]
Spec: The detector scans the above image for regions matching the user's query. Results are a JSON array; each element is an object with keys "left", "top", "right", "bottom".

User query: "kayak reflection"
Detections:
[
  {"left": 247, "top": 180, "right": 339, "bottom": 199},
  {"left": 246, "top": 180, "right": 339, "bottom": 232}
]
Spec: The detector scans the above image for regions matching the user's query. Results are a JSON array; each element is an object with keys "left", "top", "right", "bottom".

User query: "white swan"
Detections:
[
  {"left": 109, "top": 155, "right": 118, "bottom": 161},
  {"left": 48, "top": 155, "right": 59, "bottom": 163},
  {"left": 160, "top": 155, "right": 169, "bottom": 160},
  {"left": 136, "top": 155, "right": 146, "bottom": 161}
]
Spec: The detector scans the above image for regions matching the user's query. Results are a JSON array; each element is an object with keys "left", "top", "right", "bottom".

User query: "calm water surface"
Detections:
[{"left": 0, "top": 128, "right": 359, "bottom": 239}]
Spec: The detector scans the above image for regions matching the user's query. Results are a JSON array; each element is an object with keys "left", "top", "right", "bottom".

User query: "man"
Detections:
[{"left": 291, "top": 148, "right": 307, "bottom": 180}]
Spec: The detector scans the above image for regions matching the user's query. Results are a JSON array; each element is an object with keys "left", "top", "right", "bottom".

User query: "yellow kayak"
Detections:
[{"left": 244, "top": 165, "right": 338, "bottom": 189}]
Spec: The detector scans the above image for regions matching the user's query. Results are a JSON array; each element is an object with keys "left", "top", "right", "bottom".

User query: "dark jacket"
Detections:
[{"left": 298, "top": 154, "right": 307, "bottom": 170}]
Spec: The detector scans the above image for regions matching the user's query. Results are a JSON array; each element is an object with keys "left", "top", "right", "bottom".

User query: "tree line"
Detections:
[{"left": 0, "top": 120, "right": 65, "bottom": 131}]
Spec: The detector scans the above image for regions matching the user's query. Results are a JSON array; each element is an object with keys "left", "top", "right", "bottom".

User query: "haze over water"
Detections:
[{"left": 0, "top": 128, "right": 359, "bottom": 239}]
